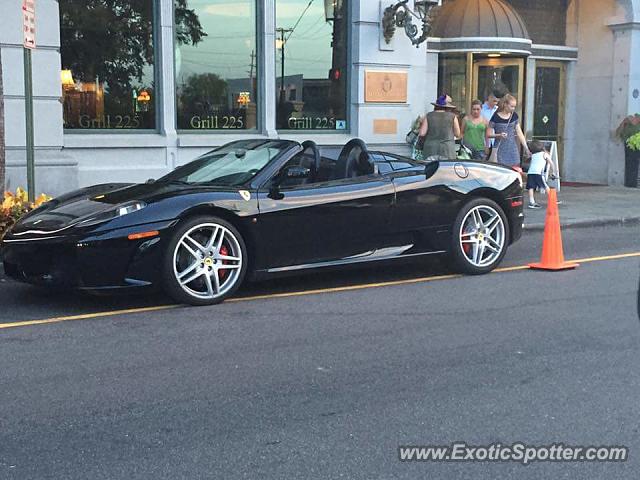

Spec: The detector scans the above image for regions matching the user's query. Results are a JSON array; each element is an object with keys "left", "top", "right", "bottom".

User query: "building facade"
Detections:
[{"left": 0, "top": 0, "right": 639, "bottom": 195}]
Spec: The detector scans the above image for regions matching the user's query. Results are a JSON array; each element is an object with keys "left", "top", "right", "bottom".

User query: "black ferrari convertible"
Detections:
[{"left": 2, "top": 139, "right": 524, "bottom": 305}]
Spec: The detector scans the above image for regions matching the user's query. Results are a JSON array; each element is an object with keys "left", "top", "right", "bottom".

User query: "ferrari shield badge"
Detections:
[{"left": 238, "top": 190, "right": 251, "bottom": 201}]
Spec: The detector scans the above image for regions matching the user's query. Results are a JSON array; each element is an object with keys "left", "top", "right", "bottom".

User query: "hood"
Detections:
[
  {"left": 10, "top": 183, "right": 134, "bottom": 234},
  {"left": 9, "top": 182, "right": 242, "bottom": 235}
]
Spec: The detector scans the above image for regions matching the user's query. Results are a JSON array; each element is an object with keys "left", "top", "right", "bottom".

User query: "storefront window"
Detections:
[
  {"left": 275, "top": 0, "right": 348, "bottom": 131},
  {"left": 60, "top": 1, "right": 157, "bottom": 130},
  {"left": 175, "top": 0, "right": 257, "bottom": 131},
  {"left": 438, "top": 54, "right": 467, "bottom": 115}
]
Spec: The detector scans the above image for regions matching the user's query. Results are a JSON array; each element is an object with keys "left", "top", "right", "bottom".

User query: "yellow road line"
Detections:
[
  {"left": 572, "top": 251, "right": 640, "bottom": 263},
  {"left": 2, "top": 251, "right": 639, "bottom": 330},
  {"left": 227, "top": 273, "right": 462, "bottom": 303},
  {"left": 494, "top": 265, "right": 529, "bottom": 273},
  {"left": 0, "top": 305, "right": 179, "bottom": 330}
]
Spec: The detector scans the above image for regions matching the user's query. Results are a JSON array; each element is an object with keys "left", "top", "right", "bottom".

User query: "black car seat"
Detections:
[
  {"left": 279, "top": 140, "right": 321, "bottom": 188},
  {"left": 333, "top": 138, "right": 374, "bottom": 179},
  {"left": 300, "top": 140, "right": 321, "bottom": 181}
]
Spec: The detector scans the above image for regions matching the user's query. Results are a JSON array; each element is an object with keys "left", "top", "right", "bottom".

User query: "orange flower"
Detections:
[
  {"left": 15, "top": 187, "right": 28, "bottom": 204},
  {"left": 1, "top": 194, "right": 15, "bottom": 212},
  {"left": 31, "top": 193, "right": 52, "bottom": 209}
]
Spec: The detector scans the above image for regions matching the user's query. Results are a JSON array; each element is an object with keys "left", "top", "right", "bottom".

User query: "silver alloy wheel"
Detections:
[
  {"left": 172, "top": 222, "right": 243, "bottom": 301},
  {"left": 458, "top": 205, "right": 506, "bottom": 268}
]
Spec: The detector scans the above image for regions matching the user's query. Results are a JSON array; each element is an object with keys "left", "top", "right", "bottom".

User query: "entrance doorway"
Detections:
[
  {"left": 533, "top": 61, "right": 566, "bottom": 170},
  {"left": 473, "top": 57, "right": 525, "bottom": 120},
  {"left": 437, "top": 54, "right": 526, "bottom": 119}
]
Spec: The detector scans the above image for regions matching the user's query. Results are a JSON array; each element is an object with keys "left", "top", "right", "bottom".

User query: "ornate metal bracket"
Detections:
[{"left": 382, "top": 0, "right": 440, "bottom": 47}]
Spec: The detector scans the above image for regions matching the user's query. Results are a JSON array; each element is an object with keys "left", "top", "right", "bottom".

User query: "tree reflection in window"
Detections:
[
  {"left": 175, "top": 1, "right": 258, "bottom": 131},
  {"left": 60, "top": 0, "right": 204, "bottom": 130}
]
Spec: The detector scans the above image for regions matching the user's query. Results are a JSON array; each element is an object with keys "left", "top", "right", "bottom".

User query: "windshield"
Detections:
[{"left": 157, "top": 140, "right": 291, "bottom": 187}]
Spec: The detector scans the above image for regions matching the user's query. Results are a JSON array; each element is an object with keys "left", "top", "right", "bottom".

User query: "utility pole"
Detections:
[
  {"left": 248, "top": 49, "right": 256, "bottom": 96},
  {"left": 275, "top": 28, "right": 293, "bottom": 106},
  {"left": 248, "top": 50, "right": 256, "bottom": 83}
]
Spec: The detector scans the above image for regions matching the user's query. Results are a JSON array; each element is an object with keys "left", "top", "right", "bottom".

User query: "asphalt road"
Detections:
[{"left": 1, "top": 224, "right": 639, "bottom": 479}]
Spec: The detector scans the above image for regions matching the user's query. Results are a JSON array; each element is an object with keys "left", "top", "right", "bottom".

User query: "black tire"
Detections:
[
  {"left": 449, "top": 198, "right": 509, "bottom": 275},
  {"left": 162, "top": 215, "right": 247, "bottom": 306}
]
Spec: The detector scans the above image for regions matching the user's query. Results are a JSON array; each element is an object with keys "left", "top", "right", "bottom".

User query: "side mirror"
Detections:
[
  {"left": 268, "top": 182, "right": 285, "bottom": 200},
  {"left": 425, "top": 161, "right": 439, "bottom": 179},
  {"left": 268, "top": 166, "right": 310, "bottom": 200},
  {"left": 145, "top": 178, "right": 155, "bottom": 184}
]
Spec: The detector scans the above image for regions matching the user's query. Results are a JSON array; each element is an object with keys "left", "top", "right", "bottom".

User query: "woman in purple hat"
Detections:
[{"left": 418, "top": 94, "right": 461, "bottom": 160}]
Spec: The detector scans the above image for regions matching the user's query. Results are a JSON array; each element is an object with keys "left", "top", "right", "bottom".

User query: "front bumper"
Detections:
[{"left": 1, "top": 219, "right": 176, "bottom": 290}]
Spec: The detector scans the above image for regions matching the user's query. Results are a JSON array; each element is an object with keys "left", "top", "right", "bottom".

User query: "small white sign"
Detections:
[
  {"left": 336, "top": 120, "right": 347, "bottom": 130},
  {"left": 541, "top": 140, "right": 561, "bottom": 192},
  {"left": 23, "top": 0, "right": 36, "bottom": 49}
]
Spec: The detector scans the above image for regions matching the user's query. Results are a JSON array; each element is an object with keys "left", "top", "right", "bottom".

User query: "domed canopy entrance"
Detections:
[
  {"left": 429, "top": 0, "right": 534, "bottom": 119},
  {"left": 429, "top": 0, "right": 571, "bottom": 171},
  {"left": 431, "top": 0, "right": 531, "bottom": 52}
]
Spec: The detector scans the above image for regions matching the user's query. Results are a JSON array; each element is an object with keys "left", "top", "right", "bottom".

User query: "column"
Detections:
[
  {"left": 608, "top": 20, "right": 640, "bottom": 184},
  {"left": 260, "top": 0, "right": 277, "bottom": 137},
  {"left": 158, "top": 0, "right": 178, "bottom": 169}
]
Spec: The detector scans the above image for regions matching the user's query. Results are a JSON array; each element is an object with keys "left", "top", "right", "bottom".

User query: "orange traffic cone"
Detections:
[{"left": 528, "top": 189, "right": 579, "bottom": 271}]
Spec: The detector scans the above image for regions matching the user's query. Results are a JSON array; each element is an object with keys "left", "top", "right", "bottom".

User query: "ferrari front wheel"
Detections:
[
  {"left": 450, "top": 198, "right": 509, "bottom": 275},
  {"left": 163, "top": 216, "right": 247, "bottom": 305}
]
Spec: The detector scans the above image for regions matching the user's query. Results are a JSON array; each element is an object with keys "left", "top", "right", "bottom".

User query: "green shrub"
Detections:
[{"left": 627, "top": 132, "right": 640, "bottom": 152}]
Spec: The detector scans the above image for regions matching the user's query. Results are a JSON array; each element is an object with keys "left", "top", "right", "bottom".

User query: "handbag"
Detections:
[
  {"left": 406, "top": 129, "right": 418, "bottom": 146},
  {"left": 406, "top": 115, "right": 426, "bottom": 146},
  {"left": 488, "top": 112, "right": 514, "bottom": 163},
  {"left": 411, "top": 143, "right": 424, "bottom": 161},
  {"left": 487, "top": 146, "right": 499, "bottom": 163}
]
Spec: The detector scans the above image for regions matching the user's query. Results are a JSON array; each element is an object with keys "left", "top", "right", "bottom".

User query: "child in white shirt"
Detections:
[{"left": 526, "top": 140, "right": 556, "bottom": 209}]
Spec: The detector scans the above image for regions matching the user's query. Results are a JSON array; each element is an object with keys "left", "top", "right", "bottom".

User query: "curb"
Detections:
[{"left": 524, "top": 216, "right": 640, "bottom": 232}]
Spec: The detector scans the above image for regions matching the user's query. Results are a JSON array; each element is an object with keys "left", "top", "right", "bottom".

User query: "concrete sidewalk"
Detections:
[{"left": 523, "top": 185, "right": 640, "bottom": 231}]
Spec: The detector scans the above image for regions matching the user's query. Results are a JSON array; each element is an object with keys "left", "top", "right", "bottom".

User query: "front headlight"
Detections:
[
  {"left": 79, "top": 201, "right": 147, "bottom": 227},
  {"left": 117, "top": 201, "right": 146, "bottom": 217}
]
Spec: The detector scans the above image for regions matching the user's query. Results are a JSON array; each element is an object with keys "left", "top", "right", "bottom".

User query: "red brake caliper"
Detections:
[
  {"left": 462, "top": 227, "right": 472, "bottom": 255},
  {"left": 218, "top": 245, "right": 229, "bottom": 281}
]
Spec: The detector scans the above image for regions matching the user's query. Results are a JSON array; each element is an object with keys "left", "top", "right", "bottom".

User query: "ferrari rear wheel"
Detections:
[
  {"left": 450, "top": 198, "right": 509, "bottom": 275},
  {"left": 163, "top": 216, "right": 247, "bottom": 305}
]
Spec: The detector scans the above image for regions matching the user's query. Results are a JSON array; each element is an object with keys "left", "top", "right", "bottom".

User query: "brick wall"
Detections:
[
  {"left": 506, "top": 0, "right": 568, "bottom": 45},
  {"left": 439, "top": 0, "right": 568, "bottom": 45}
]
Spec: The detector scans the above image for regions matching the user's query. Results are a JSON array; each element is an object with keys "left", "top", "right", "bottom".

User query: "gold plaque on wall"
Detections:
[
  {"left": 373, "top": 119, "right": 398, "bottom": 134},
  {"left": 365, "top": 70, "right": 408, "bottom": 103}
]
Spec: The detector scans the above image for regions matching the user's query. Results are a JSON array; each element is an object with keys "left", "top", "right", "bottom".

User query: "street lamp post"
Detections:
[
  {"left": 324, "top": 0, "right": 345, "bottom": 122},
  {"left": 323, "top": 0, "right": 343, "bottom": 21}
]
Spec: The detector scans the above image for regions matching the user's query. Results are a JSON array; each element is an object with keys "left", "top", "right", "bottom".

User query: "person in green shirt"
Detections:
[{"left": 461, "top": 100, "right": 488, "bottom": 160}]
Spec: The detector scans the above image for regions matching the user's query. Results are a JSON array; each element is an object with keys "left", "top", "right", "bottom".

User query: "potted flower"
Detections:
[
  {"left": 1, "top": 188, "right": 51, "bottom": 241},
  {"left": 626, "top": 131, "right": 640, "bottom": 188},
  {"left": 616, "top": 114, "right": 640, "bottom": 187}
]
